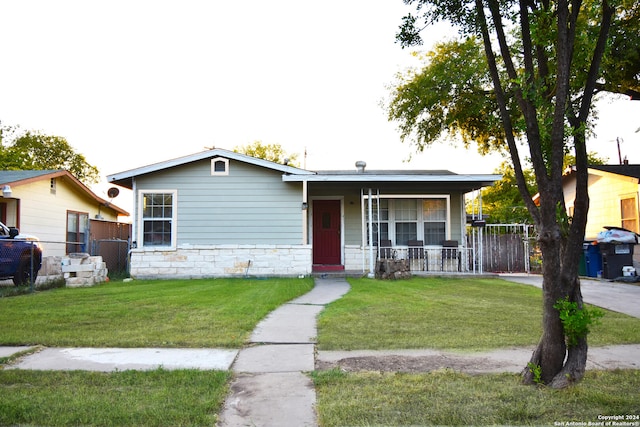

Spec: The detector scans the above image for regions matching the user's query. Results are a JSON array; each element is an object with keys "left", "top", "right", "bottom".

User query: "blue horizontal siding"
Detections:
[{"left": 136, "top": 159, "right": 303, "bottom": 245}]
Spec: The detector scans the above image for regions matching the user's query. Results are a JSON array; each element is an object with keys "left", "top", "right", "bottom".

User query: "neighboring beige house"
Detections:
[
  {"left": 562, "top": 164, "right": 640, "bottom": 240},
  {"left": 1, "top": 170, "right": 129, "bottom": 257}
]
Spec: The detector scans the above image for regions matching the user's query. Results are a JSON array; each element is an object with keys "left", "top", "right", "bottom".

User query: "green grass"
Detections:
[
  {"left": 1, "top": 275, "right": 639, "bottom": 426},
  {"left": 314, "top": 277, "right": 640, "bottom": 425},
  {"left": 0, "top": 369, "right": 231, "bottom": 427},
  {"left": 312, "top": 368, "right": 640, "bottom": 426},
  {"left": 317, "top": 277, "right": 640, "bottom": 350},
  {"left": 0, "top": 277, "right": 314, "bottom": 348}
]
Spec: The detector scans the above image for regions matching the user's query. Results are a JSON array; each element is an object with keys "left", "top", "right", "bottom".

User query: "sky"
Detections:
[{"left": 1, "top": 1, "right": 639, "bottom": 204}]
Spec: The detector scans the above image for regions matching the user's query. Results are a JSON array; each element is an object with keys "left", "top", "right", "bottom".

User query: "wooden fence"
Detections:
[
  {"left": 467, "top": 224, "right": 539, "bottom": 273},
  {"left": 89, "top": 219, "right": 131, "bottom": 275}
]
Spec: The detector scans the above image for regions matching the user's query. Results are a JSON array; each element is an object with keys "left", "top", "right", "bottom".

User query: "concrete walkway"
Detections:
[{"left": 216, "top": 277, "right": 350, "bottom": 427}]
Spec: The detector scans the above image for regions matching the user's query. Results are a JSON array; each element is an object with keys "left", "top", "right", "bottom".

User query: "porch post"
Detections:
[
  {"left": 478, "top": 190, "right": 484, "bottom": 274},
  {"left": 131, "top": 178, "right": 138, "bottom": 248},
  {"left": 368, "top": 188, "right": 375, "bottom": 278},
  {"left": 302, "top": 180, "right": 308, "bottom": 244}
]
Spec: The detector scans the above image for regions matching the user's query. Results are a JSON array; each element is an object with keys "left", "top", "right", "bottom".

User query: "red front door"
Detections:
[{"left": 313, "top": 200, "right": 341, "bottom": 265}]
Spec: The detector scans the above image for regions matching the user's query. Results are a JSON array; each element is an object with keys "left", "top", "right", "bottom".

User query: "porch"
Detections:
[
  {"left": 374, "top": 242, "right": 477, "bottom": 274},
  {"left": 354, "top": 223, "right": 535, "bottom": 276}
]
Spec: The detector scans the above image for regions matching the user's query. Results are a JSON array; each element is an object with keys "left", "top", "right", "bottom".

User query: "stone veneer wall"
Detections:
[
  {"left": 130, "top": 244, "right": 312, "bottom": 279},
  {"left": 344, "top": 245, "right": 370, "bottom": 274}
]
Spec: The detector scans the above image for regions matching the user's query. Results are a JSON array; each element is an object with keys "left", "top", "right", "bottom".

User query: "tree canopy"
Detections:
[
  {"left": 0, "top": 124, "right": 100, "bottom": 185},
  {"left": 233, "top": 141, "right": 300, "bottom": 167},
  {"left": 393, "top": 0, "right": 636, "bottom": 388},
  {"left": 480, "top": 152, "right": 607, "bottom": 225},
  {"left": 597, "top": 2, "right": 640, "bottom": 99},
  {"left": 389, "top": 37, "right": 508, "bottom": 156},
  {"left": 479, "top": 162, "right": 537, "bottom": 224}
]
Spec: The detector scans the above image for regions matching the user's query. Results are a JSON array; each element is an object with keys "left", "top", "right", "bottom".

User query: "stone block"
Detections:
[
  {"left": 66, "top": 276, "right": 96, "bottom": 287},
  {"left": 62, "top": 264, "right": 94, "bottom": 273},
  {"left": 375, "top": 259, "right": 411, "bottom": 280},
  {"left": 76, "top": 271, "right": 94, "bottom": 279}
]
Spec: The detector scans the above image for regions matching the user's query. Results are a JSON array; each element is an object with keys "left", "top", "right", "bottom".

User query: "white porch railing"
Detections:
[{"left": 377, "top": 245, "right": 477, "bottom": 273}]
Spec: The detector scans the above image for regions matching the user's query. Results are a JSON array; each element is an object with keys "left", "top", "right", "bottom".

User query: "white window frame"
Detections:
[
  {"left": 363, "top": 194, "right": 451, "bottom": 246},
  {"left": 422, "top": 198, "right": 449, "bottom": 246},
  {"left": 620, "top": 193, "right": 639, "bottom": 233},
  {"left": 66, "top": 210, "right": 89, "bottom": 254},
  {"left": 211, "top": 157, "right": 229, "bottom": 176},
  {"left": 137, "top": 189, "right": 178, "bottom": 249},
  {"left": 394, "top": 198, "right": 419, "bottom": 246}
]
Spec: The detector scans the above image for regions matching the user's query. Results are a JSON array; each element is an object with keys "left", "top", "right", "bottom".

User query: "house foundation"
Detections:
[{"left": 130, "top": 244, "right": 313, "bottom": 279}]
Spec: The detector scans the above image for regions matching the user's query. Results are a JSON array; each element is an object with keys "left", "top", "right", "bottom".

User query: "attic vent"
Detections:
[
  {"left": 211, "top": 157, "right": 229, "bottom": 176},
  {"left": 355, "top": 161, "right": 366, "bottom": 173}
]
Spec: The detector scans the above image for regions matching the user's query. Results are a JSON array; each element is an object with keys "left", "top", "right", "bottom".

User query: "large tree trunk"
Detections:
[{"left": 522, "top": 233, "right": 588, "bottom": 388}]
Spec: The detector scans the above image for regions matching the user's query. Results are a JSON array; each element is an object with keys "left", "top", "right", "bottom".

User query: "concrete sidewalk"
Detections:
[
  {"left": 316, "top": 344, "right": 640, "bottom": 373},
  {"left": 2, "top": 347, "right": 238, "bottom": 371}
]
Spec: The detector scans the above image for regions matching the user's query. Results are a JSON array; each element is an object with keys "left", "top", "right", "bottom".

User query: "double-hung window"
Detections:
[
  {"left": 366, "top": 199, "right": 389, "bottom": 244},
  {"left": 364, "top": 196, "right": 449, "bottom": 246},
  {"left": 66, "top": 211, "right": 88, "bottom": 253},
  {"left": 395, "top": 199, "right": 418, "bottom": 245},
  {"left": 620, "top": 196, "right": 639, "bottom": 233},
  {"left": 423, "top": 199, "right": 447, "bottom": 245},
  {"left": 140, "top": 191, "right": 176, "bottom": 248}
]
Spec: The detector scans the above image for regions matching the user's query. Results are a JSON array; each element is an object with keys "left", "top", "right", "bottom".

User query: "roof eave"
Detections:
[
  {"left": 2, "top": 170, "right": 129, "bottom": 216},
  {"left": 282, "top": 173, "right": 501, "bottom": 186},
  {"left": 107, "top": 148, "right": 315, "bottom": 188}
]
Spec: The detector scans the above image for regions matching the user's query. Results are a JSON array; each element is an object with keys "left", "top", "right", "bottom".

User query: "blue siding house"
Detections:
[{"left": 107, "top": 148, "right": 499, "bottom": 278}]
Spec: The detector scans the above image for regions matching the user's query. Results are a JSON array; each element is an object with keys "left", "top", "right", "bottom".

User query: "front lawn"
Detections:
[
  {"left": 314, "top": 276, "right": 640, "bottom": 426},
  {"left": 0, "top": 369, "right": 231, "bottom": 427},
  {"left": 317, "top": 277, "right": 640, "bottom": 350},
  {"left": 0, "top": 277, "right": 315, "bottom": 348},
  {"left": 313, "top": 368, "right": 640, "bottom": 426}
]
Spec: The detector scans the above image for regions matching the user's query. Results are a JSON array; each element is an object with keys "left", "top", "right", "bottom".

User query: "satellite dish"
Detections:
[{"left": 107, "top": 187, "right": 120, "bottom": 198}]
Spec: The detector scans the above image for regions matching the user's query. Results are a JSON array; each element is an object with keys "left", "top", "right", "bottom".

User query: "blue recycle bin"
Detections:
[{"left": 583, "top": 243, "right": 602, "bottom": 278}]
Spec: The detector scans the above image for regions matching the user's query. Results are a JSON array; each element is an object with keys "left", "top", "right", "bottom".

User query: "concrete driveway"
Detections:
[{"left": 499, "top": 273, "right": 640, "bottom": 318}]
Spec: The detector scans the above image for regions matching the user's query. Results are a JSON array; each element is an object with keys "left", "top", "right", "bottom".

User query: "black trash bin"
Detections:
[{"left": 600, "top": 242, "right": 634, "bottom": 279}]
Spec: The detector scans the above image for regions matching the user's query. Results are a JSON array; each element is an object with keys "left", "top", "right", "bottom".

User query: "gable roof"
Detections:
[
  {"left": 107, "top": 148, "right": 501, "bottom": 192},
  {"left": 561, "top": 164, "right": 640, "bottom": 183},
  {"left": 107, "top": 148, "right": 314, "bottom": 189},
  {"left": 0, "top": 170, "right": 129, "bottom": 216},
  {"left": 588, "top": 164, "right": 640, "bottom": 180}
]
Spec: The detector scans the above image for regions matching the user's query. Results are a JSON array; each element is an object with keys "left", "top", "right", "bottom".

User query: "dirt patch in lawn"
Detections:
[{"left": 315, "top": 353, "right": 519, "bottom": 374}]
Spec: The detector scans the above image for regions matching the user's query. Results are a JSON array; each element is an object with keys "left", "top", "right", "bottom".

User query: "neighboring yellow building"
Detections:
[
  {"left": 1, "top": 170, "right": 129, "bottom": 257},
  {"left": 563, "top": 165, "right": 640, "bottom": 240}
]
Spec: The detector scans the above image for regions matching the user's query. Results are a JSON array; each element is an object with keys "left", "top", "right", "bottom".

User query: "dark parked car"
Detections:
[{"left": 0, "top": 221, "right": 42, "bottom": 286}]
